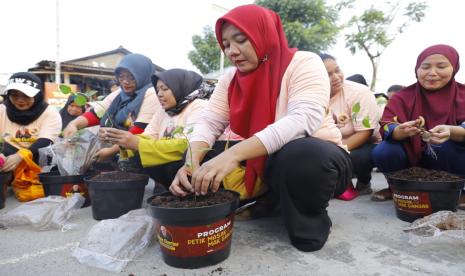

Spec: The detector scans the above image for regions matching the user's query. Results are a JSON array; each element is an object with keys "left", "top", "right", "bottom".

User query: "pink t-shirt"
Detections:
[
  {"left": 0, "top": 105, "right": 62, "bottom": 149},
  {"left": 329, "top": 80, "right": 381, "bottom": 143},
  {"left": 143, "top": 99, "right": 208, "bottom": 139},
  {"left": 190, "top": 51, "right": 346, "bottom": 153}
]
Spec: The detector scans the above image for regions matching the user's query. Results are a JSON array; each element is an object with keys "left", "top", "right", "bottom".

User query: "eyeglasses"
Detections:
[{"left": 117, "top": 74, "right": 136, "bottom": 83}]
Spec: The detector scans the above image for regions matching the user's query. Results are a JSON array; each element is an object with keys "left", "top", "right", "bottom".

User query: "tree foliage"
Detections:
[
  {"left": 188, "top": 0, "right": 349, "bottom": 74},
  {"left": 188, "top": 26, "right": 231, "bottom": 75},
  {"left": 345, "top": 1, "right": 428, "bottom": 90},
  {"left": 256, "top": 0, "right": 350, "bottom": 52}
]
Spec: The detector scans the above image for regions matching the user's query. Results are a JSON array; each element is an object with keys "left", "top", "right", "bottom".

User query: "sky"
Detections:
[{"left": 0, "top": 0, "right": 464, "bottom": 94}]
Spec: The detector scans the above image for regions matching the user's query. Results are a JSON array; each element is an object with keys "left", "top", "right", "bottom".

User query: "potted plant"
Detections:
[
  {"left": 383, "top": 116, "right": 465, "bottom": 222},
  {"left": 146, "top": 126, "right": 240, "bottom": 269},
  {"left": 58, "top": 84, "right": 150, "bottom": 219}
]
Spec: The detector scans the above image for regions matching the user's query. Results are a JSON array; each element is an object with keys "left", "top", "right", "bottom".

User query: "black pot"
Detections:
[
  {"left": 386, "top": 173, "right": 465, "bottom": 222},
  {"left": 39, "top": 171, "right": 93, "bottom": 208},
  {"left": 147, "top": 190, "right": 240, "bottom": 269},
  {"left": 0, "top": 172, "right": 12, "bottom": 209},
  {"left": 85, "top": 172, "right": 149, "bottom": 220}
]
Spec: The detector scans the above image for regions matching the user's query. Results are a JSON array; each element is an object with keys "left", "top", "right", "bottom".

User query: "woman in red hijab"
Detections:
[
  {"left": 170, "top": 4, "right": 352, "bottom": 252},
  {"left": 372, "top": 44, "right": 465, "bottom": 201}
]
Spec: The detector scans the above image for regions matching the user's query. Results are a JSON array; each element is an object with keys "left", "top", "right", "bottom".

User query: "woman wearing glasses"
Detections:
[{"left": 62, "top": 53, "right": 160, "bottom": 161}]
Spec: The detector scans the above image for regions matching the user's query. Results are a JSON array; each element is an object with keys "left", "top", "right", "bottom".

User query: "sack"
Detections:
[
  {"left": 0, "top": 194, "right": 84, "bottom": 231},
  {"left": 72, "top": 209, "right": 155, "bottom": 272},
  {"left": 11, "top": 149, "right": 45, "bottom": 202}
]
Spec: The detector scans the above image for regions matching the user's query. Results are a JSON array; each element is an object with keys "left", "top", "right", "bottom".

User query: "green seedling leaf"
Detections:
[
  {"left": 362, "top": 116, "right": 371, "bottom": 128},
  {"left": 376, "top": 97, "right": 387, "bottom": 106},
  {"left": 172, "top": 126, "right": 185, "bottom": 136},
  {"left": 85, "top": 90, "right": 98, "bottom": 97},
  {"left": 383, "top": 124, "right": 389, "bottom": 132},
  {"left": 352, "top": 102, "right": 361, "bottom": 113},
  {"left": 74, "top": 93, "right": 88, "bottom": 106},
  {"left": 59, "top": 84, "right": 72, "bottom": 94}
]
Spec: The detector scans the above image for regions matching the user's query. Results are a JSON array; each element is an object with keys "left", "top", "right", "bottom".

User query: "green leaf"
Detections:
[
  {"left": 74, "top": 93, "right": 88, "bottom": 106},
  {"left": 362, "top": 116, "right": 371, "bottom": 128},
  {"left": 172, "top": 126, "right": 185, "bottom": 136},
  {"left": 352, "top": 102, "right": 361, "bottom": 113},
  {"left": 59, "top": 84, "right": 72, "bottom": 94},
  {"left": 383, "top": 124, "right": 389, "bottom": 132}
]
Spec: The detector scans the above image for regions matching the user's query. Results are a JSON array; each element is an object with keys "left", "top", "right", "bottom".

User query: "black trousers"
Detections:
[
  {"left": 350, "top": 142, "right": 375, "bottom": 184},
  {"left": 264, "top": 137, "right": 352, "bottom": 251}
]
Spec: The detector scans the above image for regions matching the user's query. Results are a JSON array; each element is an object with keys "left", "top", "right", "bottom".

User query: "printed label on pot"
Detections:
[
  {"left": 392, "top": 190, "right": 432, "bottom": 215},
  {"left": 156, "top": 215, "right": 234, "bottom": 258},
  {"left": 61, "top": 183, "right": 89, "bottom": 199}
]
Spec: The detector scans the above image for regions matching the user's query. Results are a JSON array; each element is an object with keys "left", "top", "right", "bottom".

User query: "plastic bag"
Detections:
[
  {"left": 72, "top": 209, "right": 155, "bottom": 272},
  {"left": 0, "top": 194, "right": 84, "bottom": 231},
  {"left": 11, "top": 148, "right": 45, "bottom": 202},
  {"left": 403, "top": 211, "right": 465, "bottom": 245},
  {"left": 49, "top": 130, "right": 101, "bottom": 176},
  {"left": 38, "top": 145, "right": 56, "bottom": 173}
]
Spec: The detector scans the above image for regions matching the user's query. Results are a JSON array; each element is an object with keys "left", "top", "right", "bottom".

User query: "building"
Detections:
[{"left": 27, "top": 46, "right": 164, "bottom": 107}]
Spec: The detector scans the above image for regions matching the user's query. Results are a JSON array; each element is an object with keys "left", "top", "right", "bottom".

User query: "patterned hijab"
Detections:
[
  {"left": 100, "top": 53, "right": 155, "bottom": 129},
  {"left": 215, "top": 4, "right": 297, "bottom": 196}
]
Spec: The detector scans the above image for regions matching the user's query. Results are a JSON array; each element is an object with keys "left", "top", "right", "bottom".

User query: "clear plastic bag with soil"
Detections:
[
  {"left": 151, "top": 190, "right": 236, "bottom": 208},
  {"left": 389, "top": 167, "right": 463, "bottom": 181}
]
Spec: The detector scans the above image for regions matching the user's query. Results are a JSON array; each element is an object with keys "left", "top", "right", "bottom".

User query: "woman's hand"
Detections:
[
  {"left": 93, "top": 147, "right": 116, "bottom": 162},
  {"left": 170, "top": 164, "right": 196, "bottom": 197},
  {"left": 191, "top": 150, "right": 240, "bottom": 196},
  {"left": 0, "top": 153, "right": 23, "bottom": 172},
  {"left": 100, "top": 128, "right": 139, "bottom": 150},
  {"left": 392, "top": 120, "right": 422, "bottom": 140},
  {"left": 429, "top": 125, "right": 450, "bottom": 144},
  {"left": 63, "top": 123, "right": 78, "bottom": 138}
]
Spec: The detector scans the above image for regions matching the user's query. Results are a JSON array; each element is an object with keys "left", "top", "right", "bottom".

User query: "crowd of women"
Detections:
[{"left": 1, "top": 4, "right": 464, "bottom": 252}]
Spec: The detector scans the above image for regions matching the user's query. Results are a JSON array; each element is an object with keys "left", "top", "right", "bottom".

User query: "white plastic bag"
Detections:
[
  {"left": 403, "top": 210, "right": 465, "bottom": 245},
  {"left": 0, "top": 194, "right": 84, "bottom": 231},
  {"left": 72, "top": 209, "right": 155, "bottom": 272}
]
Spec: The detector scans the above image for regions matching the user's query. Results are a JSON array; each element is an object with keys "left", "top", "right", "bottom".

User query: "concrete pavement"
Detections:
[{"left": 1, "top": 172, "right": 464, "bottom": 276}]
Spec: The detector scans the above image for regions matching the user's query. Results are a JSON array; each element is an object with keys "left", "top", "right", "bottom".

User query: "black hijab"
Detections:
[
  {"left": 4, "top": 72, "right": 48, "bottom": 125},
  {"left": 151, "top": 69, "right": 204, "bottom": 116},
  {"left": 59, "top": 95, "right": 85, "bottom": 130}
]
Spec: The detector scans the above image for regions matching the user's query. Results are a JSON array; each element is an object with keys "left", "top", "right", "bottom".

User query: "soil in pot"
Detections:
[
  {"left": 148, "top": 190, "right": 240, "bottom": 269},
  {"left": 386, "top": 167, "right": 465, "bottom": 222},
  {"left": 85, "top": 171, "right": 149, "bottom": 220}
]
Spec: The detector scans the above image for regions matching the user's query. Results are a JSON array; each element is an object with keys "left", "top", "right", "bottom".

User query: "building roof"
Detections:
[{"left": 64, "top": 46, "right": 132, "bottom": 63}]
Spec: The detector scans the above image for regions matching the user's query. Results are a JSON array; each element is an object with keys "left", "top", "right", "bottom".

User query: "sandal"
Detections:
[
  {"left": 371, "top": 188, "right": 392, "bottom": 201},
  {"left": 356, "top": 181, "right": 373, "bottom": 195},
  {"left": 336, "top": 184, "right": 358, "bottom": 201},
  {"left": 235, "top": 194, "right": 277, "bottom": 221}
]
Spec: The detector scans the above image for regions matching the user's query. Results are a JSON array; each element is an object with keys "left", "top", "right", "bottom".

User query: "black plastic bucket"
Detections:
[
  {"left": 0, "top": 172, "right": 12, "bottom": 209},
  {"left": 85, "top": 172, "right": 149, "bottom": 220},
  {"left": 147, "top": 190, "right": 240, "bottom": 269},
  {"left": 39, "top": 171, "right": 92, "bottom": 208},
  {"left": 386, "top": 173, "right": 465, "bottom": 222}
]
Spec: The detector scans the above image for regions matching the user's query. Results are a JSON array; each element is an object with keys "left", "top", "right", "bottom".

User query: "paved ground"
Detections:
[{"left": 1, "top": 172, "right": 464, "bottom": 276}]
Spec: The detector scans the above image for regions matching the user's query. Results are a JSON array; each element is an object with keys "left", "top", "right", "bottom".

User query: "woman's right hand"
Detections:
[
  {"left": 393, "top": 120, "right": 422, "bottom": 140},
  {"left": 170, "top": 164, "right": 196, "bottom": 196},
  {"left": 63, "top": 123, "right": 78, "bottom": 138}
]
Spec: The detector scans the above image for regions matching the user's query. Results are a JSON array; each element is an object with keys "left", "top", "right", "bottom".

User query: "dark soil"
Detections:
[
  {"left": 151, "top": 190, "right": 236, "bottom": 208},
  {"left": 210, "top": 267, "right": 225, "bottom": 275},
  {"left": 390, "top": 167, "right": 463, "bottom": 181},
  {"left": 89, "top": 171, "right": 146, "bottom": 182}
]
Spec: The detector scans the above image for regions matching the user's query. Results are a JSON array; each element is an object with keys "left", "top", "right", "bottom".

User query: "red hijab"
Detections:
[
  {"left": 380, "top": 44, "right": 465, "bottom": 165},
  {"left": 215, "top": 5, "right": 297, "bottom": 196}
]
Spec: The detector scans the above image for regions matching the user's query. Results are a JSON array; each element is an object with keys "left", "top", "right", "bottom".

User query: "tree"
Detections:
[
  {"left": 188, "top": 0, "right": 349, "bottom": 74},
  {"left": 345, "top": 1, "right": 428, "bottom": 90},
  {"left": 256, "top": 0, "right": 350, "bottom": 52},
  {"left": 188, "top": 26, "right": 231, "bottom": 75}
]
